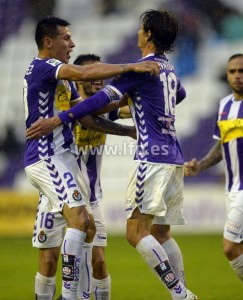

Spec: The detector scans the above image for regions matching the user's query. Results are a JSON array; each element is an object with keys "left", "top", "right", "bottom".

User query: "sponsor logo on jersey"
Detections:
[
  {"left": 218, "top": 119, "right": 243, "bottom": 143},
  {"left": 72, "top": 190, "right": 82, "bottom": 201},
  {"left": 38, "top": 230, "right": 47, "bottom": 243}
]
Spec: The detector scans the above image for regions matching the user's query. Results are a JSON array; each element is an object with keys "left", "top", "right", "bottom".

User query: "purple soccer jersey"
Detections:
[
  {"left": 23, "top": 58, "right": 80, "bottom": 167},
  {"left": 103, "top": 53, "right": 185, "bottom": 165}
]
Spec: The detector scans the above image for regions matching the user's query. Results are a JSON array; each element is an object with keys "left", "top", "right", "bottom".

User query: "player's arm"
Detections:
[
  {"left": 26, "top": 90, "right": 119, "bottom": 138},
  {"left": 80, "top": 115, "right": 136, "bottom": 139},
  {"left": 58, "top": 61, "right": 160, "bottom": 81},
  {"left": 184, "top": 141, "right": 222, "bottom": 176}
]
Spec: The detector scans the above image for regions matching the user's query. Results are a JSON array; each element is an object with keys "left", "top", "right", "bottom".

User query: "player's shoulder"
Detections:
[
  {"left": 143, "top": 53, "right": 174, "bottom": 72},
  {"left": 219, "top": 93, "right": 233, "bottom": 106},
  {"left": 33, "top": 57, "right": 62, "bottom": 69}
]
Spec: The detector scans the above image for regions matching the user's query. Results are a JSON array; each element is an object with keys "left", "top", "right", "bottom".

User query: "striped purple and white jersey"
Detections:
[
  {"left": 213, "top": 94, "right": 243, "bottom": 192},
  {"left": 103, "top": 53, "right": 185, "bottom": 165},
  {"left": 76, "top": 110, "right": 119, "bottom": 203},
  {"left": 23, "top": 58, "right": 80, "bottom": 168}
]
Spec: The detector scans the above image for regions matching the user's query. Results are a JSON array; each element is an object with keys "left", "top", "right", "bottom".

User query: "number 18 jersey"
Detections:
[{"left": 103, "top": 53, "right": 185, "bottom": 165}]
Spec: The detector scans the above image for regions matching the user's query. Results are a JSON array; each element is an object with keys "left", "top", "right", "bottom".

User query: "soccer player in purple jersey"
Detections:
[
  {"left": 26, "top": 10, "right": 198, "bottom": 300},
  {"left": 184, "top": 53, "right": 243, "bottom": 285},
  {"left": 23, "top": 16, "right": 159, "bottom": 300},
  {"left": 33, "top": 53, "right": 133, "bottom": 300}
]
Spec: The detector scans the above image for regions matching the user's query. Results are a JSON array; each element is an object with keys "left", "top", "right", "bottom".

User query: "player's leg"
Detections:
[
  {"left": 76, "top": 213, "right": 96, "bottom": 300},
  {"left": 33, "top": 193, "right": 66, "bottom": 300},
  {"left": 151, "top": 166, "right": 197, "bottom": 298},
  {"left": 26, "top": 152, "right": 95, "bottom": 300},
  {"left": 91, "top": 201, "right": 111, "bottom": 300},
  {"left": 91, "top": 247, "right": 111, "bottom": 300},
  {"left": 125, "top": 162, "right": 194, "bottom": 300},
  {"left": 223, "top": 191, "right": 243, "bottom": 282},
  {"left": 127, "top": 209, "right": 187, "bottom": 300},
  {"left": 151, "top": 224, "right": 186, "bottom": 286},
  {"left": 151, "top": 166, "right": 187, "bottom": 287},
  {"left": 78, "top": 201, "right": 111, "bottom": 300}
]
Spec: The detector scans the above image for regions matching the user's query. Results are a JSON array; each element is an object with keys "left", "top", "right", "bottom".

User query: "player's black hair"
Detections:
[
  {"left": 73, "top": 54, "right": 101, "bottom": 65},
  {"left": 35, "top": 16, "right": 70, "bottom": 49},
  {"left": 228, "top": 53, "right": 243, "bottom": 62},
  {"left": 140, "top": 9, "right": 178, "bottom": 54}
]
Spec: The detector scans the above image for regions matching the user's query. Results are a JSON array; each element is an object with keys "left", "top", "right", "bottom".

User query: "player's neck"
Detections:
[
  {"left": 141, "top": 43, "right": 156, "bottom": 58},
  {"left": 234, "top": 93, "right": 243, "bottom": 101}
]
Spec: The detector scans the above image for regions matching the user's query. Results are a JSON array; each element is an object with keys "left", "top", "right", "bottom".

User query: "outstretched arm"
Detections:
[
  {"left": 80, "top": 115, "right": 136, "bottom": 139},
  {"left": 58, "top": 61, "right": 160, "bottom": 81},
  {"left": 184, "top": 141, "right": 222, "bottom": 176}
]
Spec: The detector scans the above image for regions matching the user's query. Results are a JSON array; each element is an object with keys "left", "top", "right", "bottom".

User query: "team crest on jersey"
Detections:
[
  {"left": 46, "top": 58, "right": 61, "bottom": 66},
  {"left": 38, "top": 230, "right": 47, "bottom": 243},
  {"left": 72, "top": 190, "right": 82, "bottom": 201}
]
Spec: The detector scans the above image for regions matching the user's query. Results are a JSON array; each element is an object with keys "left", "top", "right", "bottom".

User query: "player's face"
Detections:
[
  {"left": 78, "top": 61, "right": 104, "bottom": 97},
  {"left": 48, "top": 26, "right": 75, "bottom": 63},
  {"left": 137, "top": 24, "right": 147, "bottom": 50},
  {"left": 227, "top": 57, "right": 243, "bottom": 97}
]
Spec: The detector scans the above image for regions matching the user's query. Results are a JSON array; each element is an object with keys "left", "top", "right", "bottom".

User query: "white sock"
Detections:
[
  {"left": 229, "top": 253, "right": 243, "bottom": 282},
  {"left": 77, "top": 242, "right": 93, "bottom": 299},
  {"left": 61, "top": 228, "right": 86, "bottom": 300},
  {"left": 92, "top": 275, "right": 111, "bottom": 300},
  {"left": 35, "top": 272, "right": 56, "bottom": 300},
  {"left": 162, "top": 238, "right": 186, "bottom": 286},
  {"left": 136, "top": 235, "right": 186, "bottom": 300}
]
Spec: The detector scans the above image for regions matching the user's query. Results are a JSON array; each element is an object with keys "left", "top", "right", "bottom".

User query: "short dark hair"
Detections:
[
  {"left": 35, "top": 16, "right": 70, "bottom": 49},
  {"left": 228, "top": 54, "right": 243, "bottom": 62},
  {"left": 73, "top": 54, "right": 101, "bottom": 65},
  {"left": 140, "top": 9, "right": 178, "bottom": 54}
]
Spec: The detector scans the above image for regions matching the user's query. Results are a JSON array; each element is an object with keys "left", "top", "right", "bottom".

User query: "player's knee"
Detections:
[
  {"left": 126, "top": 232, "right": 137, "bottom": 248},
  {"left": 92, "top": 257, "right": 106, "bottom": 275},
  {"left": 86, "top": 222, "right": 96, "bottom": 243},
  {"left": 40, "top": 254, "right": 59, "bottom": 276},
  {"left": 223, "top": 242, "right": 238, "bottom": 260}
]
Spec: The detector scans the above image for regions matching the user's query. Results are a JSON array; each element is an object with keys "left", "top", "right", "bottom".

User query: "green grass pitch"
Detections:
[{"left": 1, "top": 234, "right": 242, "bottom": 299}]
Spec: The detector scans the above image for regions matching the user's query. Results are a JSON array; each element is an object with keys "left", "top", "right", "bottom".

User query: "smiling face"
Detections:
[
  {"left": 77, "top": 60, "right": 104, "bottom": 98},
  {"left": 227, "top": 56, "right": 243, "bottom": 99},
  {"left": 44, "top": 25, "right": 75, "bottom": 63}
]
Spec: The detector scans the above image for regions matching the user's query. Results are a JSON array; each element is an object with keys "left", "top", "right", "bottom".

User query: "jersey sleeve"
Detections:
[
  {"left": 35, "top": 58, "right": 63, "bottom": 82},
  {"left": 176, "top": 78, "right": 186, "bottom": 105}
]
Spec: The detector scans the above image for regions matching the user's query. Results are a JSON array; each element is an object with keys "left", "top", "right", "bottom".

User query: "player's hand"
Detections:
[
  {"left": 26, "top": 116, "right": 61, "bottom": 139},
  {"left": 131, "top": 61, "right": 161, "bottom": 75},
  {"left": 184, "top": 158, "right": 200, "bottom": 176},
  {"left": 129, "top": 126, "right": 137, "bottom": 140}
]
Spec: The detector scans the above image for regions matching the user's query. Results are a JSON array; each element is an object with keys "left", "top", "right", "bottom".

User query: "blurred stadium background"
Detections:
[{"left": 1, "top": 0, "right": 243, "bottom": 237}]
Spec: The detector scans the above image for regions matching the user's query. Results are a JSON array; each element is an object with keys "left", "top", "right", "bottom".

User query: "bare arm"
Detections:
[
  {"left": 58, "top": 61, "right": 160, "bottom": 81},
  {"left": 80, "top": 115, "right": 136, "bottom": 139},
  {"left": 184, "top": 141, "right": 223, "bottom": 176}
]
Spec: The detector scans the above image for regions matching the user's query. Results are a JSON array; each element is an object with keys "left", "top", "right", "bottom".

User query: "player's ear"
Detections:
[
  {"left": 146, "top": 30, "right": 153, "bottom": 43},
  {"left": 44, "top": 37, "right": 53, "bottom": 49}
]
